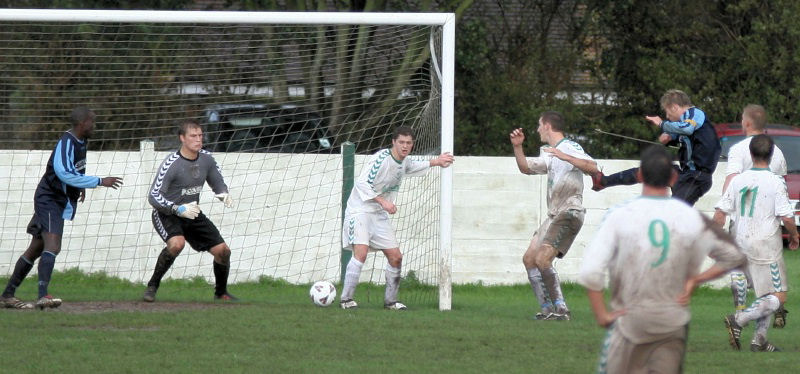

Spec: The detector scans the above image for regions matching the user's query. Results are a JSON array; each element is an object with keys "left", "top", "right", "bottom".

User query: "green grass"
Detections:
[{"left": 2, "top": 250, "right": 800, "bottom": 373}]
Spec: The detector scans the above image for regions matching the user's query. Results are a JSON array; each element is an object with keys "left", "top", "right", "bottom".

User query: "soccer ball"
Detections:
[{"left": 309, "top": 280, "right": 336, "bottom": 307}]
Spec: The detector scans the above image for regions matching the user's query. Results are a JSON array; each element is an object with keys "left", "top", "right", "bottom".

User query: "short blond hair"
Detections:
[
  {"left": 660, "top": 89, "right": 693, "bottom": 109},
  {"left": 742, "top": 104, "right": 767, "bottom": 130}
]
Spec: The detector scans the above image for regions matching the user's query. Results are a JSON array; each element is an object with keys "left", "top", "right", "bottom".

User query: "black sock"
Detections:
[
  {"left": 147, "top": 248, "right": 176, "bottom": 289},
  {"left": 37, "top": 251, "right": 57, "bottom": 299},
  {"left": 213, "top": 261, "right": 230, "bottom": 296},
  {"left": 3, "top": 256, "right": 35, "bottom": 297},
  {"left": 604, "top": 167, "right": 640, "bottom": 187}
]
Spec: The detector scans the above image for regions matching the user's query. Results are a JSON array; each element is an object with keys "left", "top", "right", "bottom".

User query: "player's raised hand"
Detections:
[
  {"left": 644, "top": 115, "right": 662, "bottom": 127},
  {"left": 100, "top": 176, "right": 123, "bottom": 189},
  {"left": 174, "top": 201, "right": 201, "bottom": 219},
  {"left": 509, "top": 128, "right": 526, "bottom": 146},
  {"left": 215, "top": 193, "right": 234, "bottom": 208},
  {"left": 433, "top": 152, "right": 454, "bottom": 168}
]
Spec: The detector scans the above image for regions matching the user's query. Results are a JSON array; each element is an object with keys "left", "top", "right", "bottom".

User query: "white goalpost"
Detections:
[{"left": 0, "top": 9, "right": 455, "bottom": 310}]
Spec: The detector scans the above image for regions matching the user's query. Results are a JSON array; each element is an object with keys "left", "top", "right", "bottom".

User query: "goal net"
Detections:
[{"left": 0, "top": 9, "right": 455, "bottom": 310}]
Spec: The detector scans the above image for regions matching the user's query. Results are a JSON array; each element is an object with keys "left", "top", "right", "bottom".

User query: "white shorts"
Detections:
[
  {"left": 748, "top": 258, "right": 788, "bottom": 297},
  {"left": 342, "top": 211, "right": 399, "bottom": 251}
]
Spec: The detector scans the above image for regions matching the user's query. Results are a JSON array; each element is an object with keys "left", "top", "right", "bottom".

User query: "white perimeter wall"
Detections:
[
  {"left": 453, "top": 156, "right": 726, "bottom": 286},
  {"left": 0, "top": 149, "right": 727, "bottom": 286}
]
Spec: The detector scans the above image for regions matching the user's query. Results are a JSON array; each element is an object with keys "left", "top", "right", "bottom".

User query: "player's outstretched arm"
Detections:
[
  {"left": 429, "top": 152, "right": 454, "bottom": 168},
  {"left": 541, "top": 147, "right": 599, "bottom": 175},
  {"left": 100, "top": 176, "right": 123, "bottom": 189}
]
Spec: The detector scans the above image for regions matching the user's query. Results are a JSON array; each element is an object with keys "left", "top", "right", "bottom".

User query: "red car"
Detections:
[{"left": 716, "top": 122, "right": 800, "bottom": 240}]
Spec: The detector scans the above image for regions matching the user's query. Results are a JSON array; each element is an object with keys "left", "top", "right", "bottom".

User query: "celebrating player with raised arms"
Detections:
[
  {"left": 143, "top": 120, "right": 237, "bottom": 302},
  {"left": 339, "top": 126, "right": 453, "bottom": 310},
  {"left": 580, "top": 145, "right": 745, "bottom": 373},
  {"left": 714, "top": 134, "right": 799, "bottom": 352},
  {"left": 0, "top": 107, "right": 122, "bottom": 310},
  {"left": 510, "top": 110, "right": 600, "bottom": 320}
]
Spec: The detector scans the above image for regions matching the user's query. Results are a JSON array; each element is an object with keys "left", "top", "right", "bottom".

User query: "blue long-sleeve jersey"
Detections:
[
  {"left": 36, "top": 131, "right": 101, "bottom": 220},
  {"left": 660, "top": 107, "right": 721, "bottom": 173}
]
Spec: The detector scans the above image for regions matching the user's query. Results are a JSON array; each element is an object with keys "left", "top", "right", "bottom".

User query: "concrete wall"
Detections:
[
  {"left": 452, "top": 157, "right": 726, "bottom": 286},
  {"left": 0, "top": 148, "right": 727, "bottom": 286}
]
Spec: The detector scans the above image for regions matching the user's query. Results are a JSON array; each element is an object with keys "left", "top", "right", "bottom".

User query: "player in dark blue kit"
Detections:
[
  {"left": 0, "top": 107, "right": 123, "bottom": 310},
  {"left": 591, "top": 89, "right": 721, "bottom": 206}
]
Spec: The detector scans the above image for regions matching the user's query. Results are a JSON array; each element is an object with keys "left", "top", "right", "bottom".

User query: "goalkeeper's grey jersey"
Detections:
[{"left": 148, "top": 149, "right": 228, "bottom": 215}]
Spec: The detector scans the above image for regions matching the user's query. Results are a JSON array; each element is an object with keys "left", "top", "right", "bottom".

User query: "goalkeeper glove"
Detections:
[
  {"left": 173, "top": 201, "right": 200, "bottom": 219},
  {"left": 215, "top": 193, "right": 234, "bottom": 208}
]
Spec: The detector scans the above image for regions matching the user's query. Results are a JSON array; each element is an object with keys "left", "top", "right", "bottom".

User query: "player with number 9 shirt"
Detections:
[{"left": 579, "top": 145, "right": 745, "bottom": 373}]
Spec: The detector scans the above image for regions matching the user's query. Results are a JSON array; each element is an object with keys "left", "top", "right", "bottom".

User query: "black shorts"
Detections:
[
  {"left": 27, "top": 196, "right": 67, "bottom": 238},
  {"left": 151, "top": 209, "right": 225, "bottom": 252},
  {"left": 671, "top": 169, "right": 713, "bottom": 206}
]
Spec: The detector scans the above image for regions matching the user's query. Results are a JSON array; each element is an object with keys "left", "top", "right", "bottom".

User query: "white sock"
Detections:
[
  {"left": 526, "top": 268, "right": 551, "bottom": 311},
  {"left": 730, "top": 271, "right": 747, "bottom": 311},
  {"left": 736, "top": 294, "right": 780, "bottom": 327},
  {"left": 384, "top": 264, "right": 401, "bottom": 304},
  {"left": 752, "top": 316, "right": 769, "bottom": 345},
  {"left": 340, "top": 257, "right": 363, "bottom": 301}
]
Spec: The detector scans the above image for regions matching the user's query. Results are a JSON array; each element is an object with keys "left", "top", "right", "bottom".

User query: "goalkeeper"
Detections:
[{"left": 143, "top": 120, "right": 237, "bottom": 302}]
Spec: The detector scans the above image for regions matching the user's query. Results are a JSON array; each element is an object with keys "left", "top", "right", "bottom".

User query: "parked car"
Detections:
[
  {"left": 202, "top": 104, "right": 333, "bottom": 153},
  {"left": 715, "top": 122, "right": 800, "bottom": 240}
]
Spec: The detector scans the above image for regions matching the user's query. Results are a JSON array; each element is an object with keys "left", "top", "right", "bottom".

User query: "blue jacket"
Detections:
[{"left": 660, "top": 107, "right": 721, "bottom": 173}]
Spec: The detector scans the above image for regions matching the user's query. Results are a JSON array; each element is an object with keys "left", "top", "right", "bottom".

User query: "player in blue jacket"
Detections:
[
  {"left": 0, "top": 107, "right": 122, "bottom": 309},
  {"left": 592, "top": 89, "right": 721, "bottom": 206}
]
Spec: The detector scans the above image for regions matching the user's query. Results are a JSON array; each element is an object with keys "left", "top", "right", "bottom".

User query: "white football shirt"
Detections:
[
  {"left": 345, "top": 148, "right": 429, "bottom": 214},
  {"left": 725, "top": 136, "right": 787, "bottom": 176},
  {"left": 715, "top": 168, "right": 793, "bottom": 264},
  {"left": 526, "top": 138, "right": 593, "bottom": 217},
  {"left": 579, "top": 196, "right": 744, "bottom": 344}
]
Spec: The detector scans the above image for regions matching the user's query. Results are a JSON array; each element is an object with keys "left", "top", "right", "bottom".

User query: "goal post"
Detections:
[{"left": 0, "top": 9, "right": 455, "bottom": 310}]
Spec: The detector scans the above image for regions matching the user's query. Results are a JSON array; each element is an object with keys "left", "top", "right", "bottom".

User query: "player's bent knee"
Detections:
[
  {"left": 774, "top": 292, "right": 787, "bottom": 304},
  {"left": 522, "top": 252, "right": 537, "bottom": 268}
]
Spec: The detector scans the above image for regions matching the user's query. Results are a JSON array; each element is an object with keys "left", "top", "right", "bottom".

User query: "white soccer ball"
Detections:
[{"left": 309, "top": 280, "right": 337, "bottom": 307}]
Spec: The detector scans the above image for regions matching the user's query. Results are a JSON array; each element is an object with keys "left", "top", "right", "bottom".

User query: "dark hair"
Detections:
[
  {"left": 178, "top": 120, "right": 202, "bottom": 136},
  {"left": 540, "top": 111, "right": 565, "bottom": 132},
  {"left": 749, "top": 134, "right": 774, "bottom": 163},
  {"left": 392, "top": 126, "right": 415, "bottom": 140},
  {"left": 70, "top": 106, "right": 95, "bottom": 127},
  {"left": 640, "top": 145, "right": 674, "bottom": 187}
]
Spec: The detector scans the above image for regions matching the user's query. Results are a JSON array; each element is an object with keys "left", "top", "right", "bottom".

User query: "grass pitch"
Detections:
[{"left": 2, "top": 250, "right": 799, "bottom": 373}]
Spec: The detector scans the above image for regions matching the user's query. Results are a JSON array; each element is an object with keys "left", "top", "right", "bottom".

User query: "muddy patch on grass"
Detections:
[{"left": 29, "top": 301, "right": 243, "bottom": 314}]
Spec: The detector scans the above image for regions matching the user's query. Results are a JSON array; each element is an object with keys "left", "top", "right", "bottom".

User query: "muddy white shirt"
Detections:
[
  {"left": 345, "top": 149, "right": 429, "bottom": 214},
  {"left": 526, "top": 139, "right": 593, "bottom": 217},
  {"left": 579, "top": 197, "right": 744, "bottom": 344},
  {"left": 715, "top": 168, "right": 793, "bottom": 264},
  {"left": 725, "top": 137, "right": 786, "bottom": 176}
]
